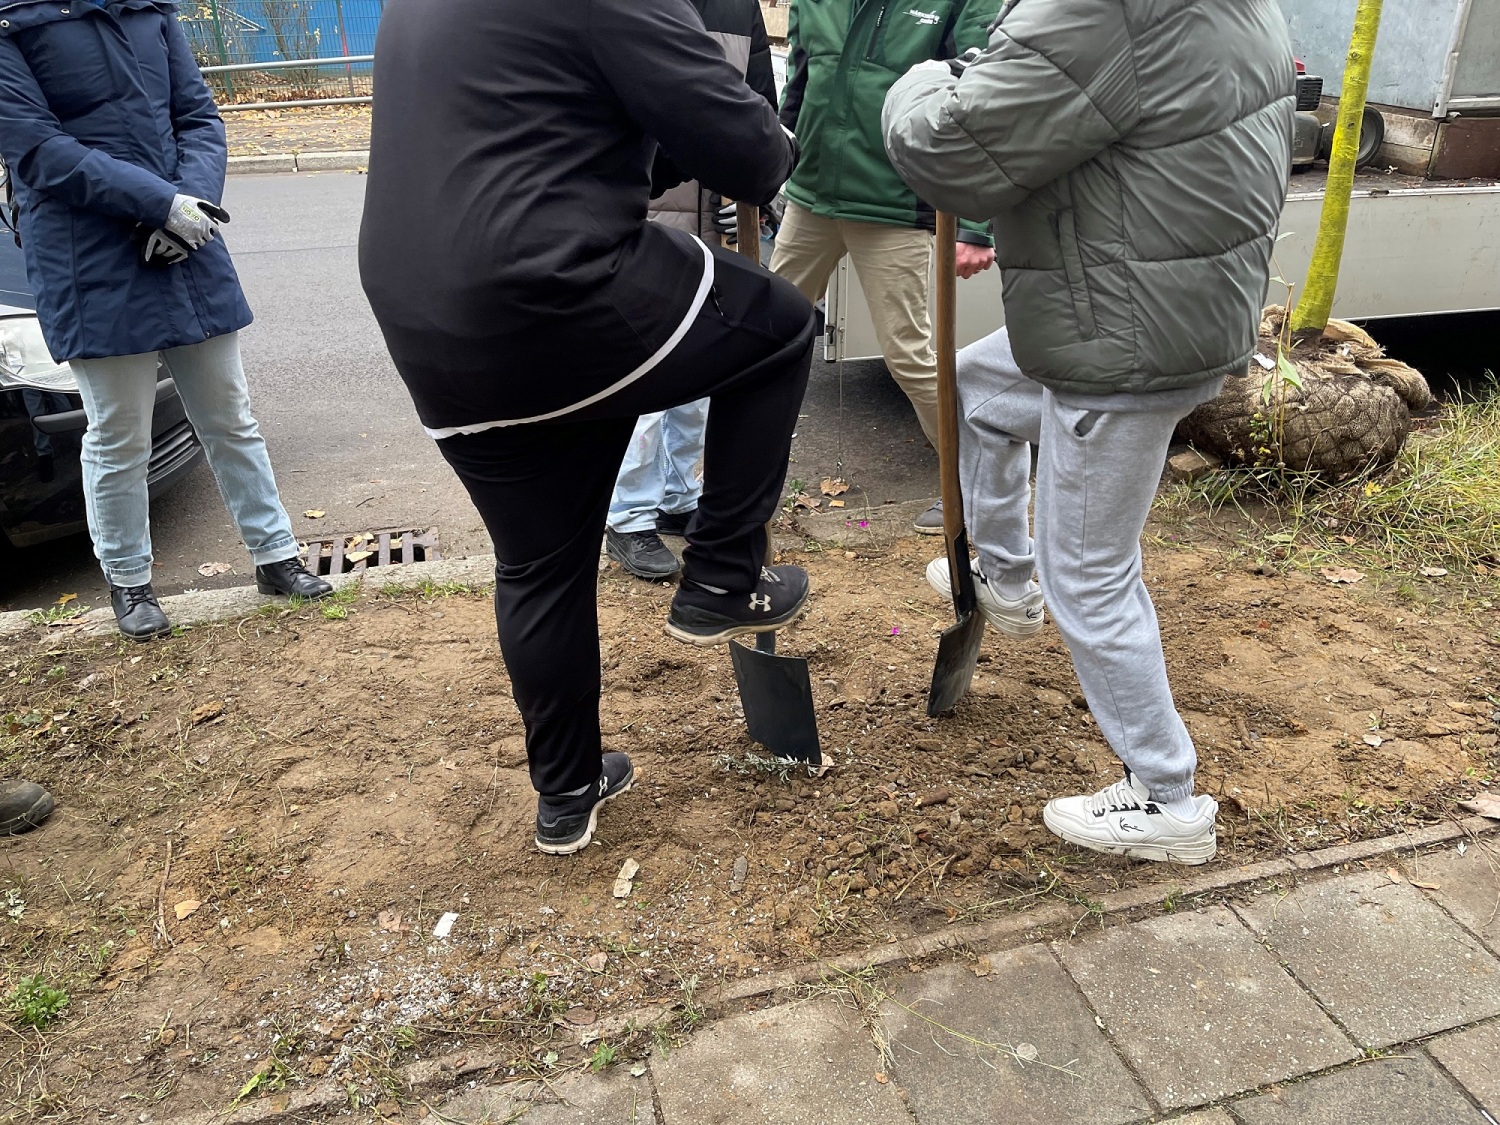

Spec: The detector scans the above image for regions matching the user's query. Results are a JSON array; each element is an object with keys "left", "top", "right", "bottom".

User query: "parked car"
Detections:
[{"left": 0, "top": 230, "right": 204, "bottom": 553}]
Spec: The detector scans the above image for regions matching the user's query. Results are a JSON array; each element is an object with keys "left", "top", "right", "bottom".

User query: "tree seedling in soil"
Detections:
[
  {"left": 7, "top": 975, "right": 69, "bottom": 1030},
  {"left": 589, "top": 1040, "right": 618, "bottom": 1072}
]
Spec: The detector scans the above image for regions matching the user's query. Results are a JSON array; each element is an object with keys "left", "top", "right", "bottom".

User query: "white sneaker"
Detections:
[
  {"left": 1043, "top": 773, "right": 1217, "bottom": 865},
  {"left": 925, "top": 556, "right": 1045, "bottom": 637}
]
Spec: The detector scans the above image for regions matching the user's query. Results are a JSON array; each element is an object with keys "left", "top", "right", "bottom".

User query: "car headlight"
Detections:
[{"left": 0, "top": 314, "right": 77, "bottom": 393}]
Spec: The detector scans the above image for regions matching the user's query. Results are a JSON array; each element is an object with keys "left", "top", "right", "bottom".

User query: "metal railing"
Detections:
[
  {"left": 200, "top": 55, "right": 374, "bottom": 111},
  {"left": 181, "top": 0, "right": 380, "bottom": 106}
]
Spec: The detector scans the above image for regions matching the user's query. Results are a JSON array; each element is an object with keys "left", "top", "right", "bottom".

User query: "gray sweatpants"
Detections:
[{"left": 957, "top": 328, "right": 1220, "bottom": 804}]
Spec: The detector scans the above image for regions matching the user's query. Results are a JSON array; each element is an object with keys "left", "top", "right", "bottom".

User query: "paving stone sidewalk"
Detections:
[{"left": 435, "top": 838, "right": 1500, "bottom": 1124}]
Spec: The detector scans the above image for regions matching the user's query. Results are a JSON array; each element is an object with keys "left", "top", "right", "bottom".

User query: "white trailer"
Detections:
[{"left": 826, "top": 176, "right": 1500, "bottom": 362}]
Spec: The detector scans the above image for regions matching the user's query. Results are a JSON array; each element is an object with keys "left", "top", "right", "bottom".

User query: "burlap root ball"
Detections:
[{"left": 1181, "top": 307, "right": 1433, "bottom": 480}]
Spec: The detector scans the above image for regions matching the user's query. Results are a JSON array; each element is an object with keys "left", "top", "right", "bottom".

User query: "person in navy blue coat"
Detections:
[{"left": 0, "top": 0, "right": 332, "bottom": 637}]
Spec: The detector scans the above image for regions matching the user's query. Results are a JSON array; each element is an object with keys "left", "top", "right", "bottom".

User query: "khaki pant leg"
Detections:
[
  {"left": 842, "top": 221, "right": 937, "bottom": 445},
  {"left": 768, "top": 201, "right": 848, "bottom": 304}
]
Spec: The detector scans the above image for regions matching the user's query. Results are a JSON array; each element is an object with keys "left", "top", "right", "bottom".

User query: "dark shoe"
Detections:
[
  {"left": 665, "top": 565, "right": 810, "bottom": 645},
  {"left": 535, "top": 752, "right": 635, "bottom": 855},
  {"left": 256, "top": 559, "right": 334, "bottom": 599},
  {"left": 0, "top": 780, "right": 54, "bottom": 836},
  {"left": 605, "top": 528, "right": 681, "bottom": 580},
  {"left": 655, "top": 508, "right": 696, "bottom": 538},
  {"left": 913, "top": 499, "right": 944, "bottom": 535},
  {"left": 110, "top": 582, "right": 171, "bottom": 642}
]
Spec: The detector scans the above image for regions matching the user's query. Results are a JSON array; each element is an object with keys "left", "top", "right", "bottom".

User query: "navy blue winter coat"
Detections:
[{"left": 0, "top": 0, "right": 251, "bottom": 361}]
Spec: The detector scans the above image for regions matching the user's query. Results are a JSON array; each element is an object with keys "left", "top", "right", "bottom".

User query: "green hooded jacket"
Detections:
[{"left": 779, "top": 0, "right": 998, "bottom": 244}]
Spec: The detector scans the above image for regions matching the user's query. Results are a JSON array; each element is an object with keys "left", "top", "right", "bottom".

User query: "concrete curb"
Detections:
[
  {"left": 227, "top": 150, "right": 367, "bottom": 175},
  {"left": 0, "top": 554, "right": 497, "bottom": 642},
  {"left": 169, "top": 814, "right": 1497, "bottom": 1124}
]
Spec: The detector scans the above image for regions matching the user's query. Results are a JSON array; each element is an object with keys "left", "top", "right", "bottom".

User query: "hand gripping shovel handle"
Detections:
[{"left": 927, "top": 212, "right": 986, "bottom": 716}]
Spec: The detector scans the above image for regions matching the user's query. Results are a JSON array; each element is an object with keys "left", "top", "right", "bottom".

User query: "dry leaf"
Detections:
[
  {"left": 190, "top": 700, "right": 225, "bottom": 725},
  {"left": 828, "top": 499, "right": 846, "bottom": 508},
  {"left": 55, "top": 592, "right": 77, "bottom": 605},
  {"left": 197, "top": 562, "right": 231, "bottom": 577},
  {"left": 345, "top": 550, "right": 373, "bottom": 564},
  {"left": 1319, "top": 567, "right": 1366, "bottom": 585},
  {"left": 377, "top": 910, "right": 404, "bottom": 932},
  {"left": 819, "top": 477, "right": 849, "bottom": 496},
  {"left": 1410, "top": 880, "right": 1442, "bottom": 891},
  {"left": 174, "top": 899, "right": 202, "bottom": 920},
  {"left": 874, "top": 1072, "right": 890, "bottom": 1084},
  {"left": 1015, "top": 1042, "right": 1040, "bottom": 1063},
  {"left": 1462, "top": 794, "right": 1500, "bottom": 820},
  {"left": 304, "top": 509, "right": 326, "bottom": 519},
  {"left": 1386, "top": 867, "right": 1405, "bottom": 884},
  {"left": 1420, "top": 566, "right": 1449, "bottom": 578},
  {"left": 970, "top": 956, "right": 994, "bottom": 978},
  {"left": 584, "top": 952, "right": 608, "bottom": 973},
  {"left": 1363, "top": 733, "right": 1384, "bottom": 748},
  {"left": 564, "top": 1007, "right": 597, "bottom": 1026}
]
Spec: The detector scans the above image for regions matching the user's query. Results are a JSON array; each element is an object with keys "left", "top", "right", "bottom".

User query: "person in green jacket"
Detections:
[
  {"left": 883, "top": 0, "right": 1295, "bottom": 865},
  {"left": 773, "top": 0, "right": 998, "bottom": 534}
]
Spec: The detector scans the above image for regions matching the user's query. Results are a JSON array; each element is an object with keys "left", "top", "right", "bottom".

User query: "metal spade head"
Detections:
[
  {"left": 928, "top": 526, "right": 986, "bottom": 716},
  {"left": 729, "top": 631, "right": 821, "bottom": 764}
]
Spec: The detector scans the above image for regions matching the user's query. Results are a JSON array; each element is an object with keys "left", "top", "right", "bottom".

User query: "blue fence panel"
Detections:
[{"left": 180, "top": 0, "right": 384, "bottom": 67}]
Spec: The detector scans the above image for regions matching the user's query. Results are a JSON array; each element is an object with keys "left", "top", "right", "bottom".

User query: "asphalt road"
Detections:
[{"left": 0, "top": 171, "right": 936, "bottom": 613}]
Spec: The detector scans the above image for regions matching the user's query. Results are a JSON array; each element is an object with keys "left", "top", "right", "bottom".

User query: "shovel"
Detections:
[
  {"left": 927, "top": 212, "right": 986, "bottom": 716},
  {"left": 725, "top": 201, "right": 822, "bottom": 765}
]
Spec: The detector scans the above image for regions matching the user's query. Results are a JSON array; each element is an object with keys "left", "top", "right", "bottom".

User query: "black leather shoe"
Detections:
[
  {"left": 256, "top": 559, "right": 333, "bottom": 599},
  {"left": 0, "top": 780, "right": 54, "bottom": 836},
  {"left": 605, "top": 528, "right": 681, "bottom": 579},
  {"left": 110, "top": 582, "right": 171, "bottom": 641},
  {"left": 535, "top": 752, "right": 635, "bottom": 855}
]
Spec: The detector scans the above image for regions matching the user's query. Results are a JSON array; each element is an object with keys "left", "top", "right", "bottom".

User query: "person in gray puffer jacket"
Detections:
[{"left": 882, "top": 0, "right": 1294, "bottom": 865}]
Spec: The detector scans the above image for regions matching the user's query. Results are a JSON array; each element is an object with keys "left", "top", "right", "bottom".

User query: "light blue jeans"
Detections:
[
  {"left": 606, "top": 399, "right": 709, "bottom": 534},
  {"left": 69, "top": 332, "right": 299, "bottom": 588}
]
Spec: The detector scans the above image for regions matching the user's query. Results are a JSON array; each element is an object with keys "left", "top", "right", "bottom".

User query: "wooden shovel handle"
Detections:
[
  {"left": 935, "top": 214, "right": 966, "bottom": 543},
  {"left": 736, "top": 201, "right": 761, "bottom": 268}
]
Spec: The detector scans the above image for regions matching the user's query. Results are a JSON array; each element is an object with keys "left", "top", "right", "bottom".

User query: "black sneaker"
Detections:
[
  {"left": 110, "top": 582, "right": 172, "bottom": 642},
  {"left": 535, "top": 752, "right": 635, "bottom": 856},
  {"left": 665, "top": 565, "right": 810, "bottom": 645},
  {"left": 605, "top": 528, "right": 681, "bottom": 579},
  {"left": 655, "top": 508, "right": 696, "bottom": 538}
]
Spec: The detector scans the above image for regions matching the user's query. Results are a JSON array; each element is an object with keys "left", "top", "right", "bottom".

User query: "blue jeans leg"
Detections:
[
  {"left": 69, "top": 353, "right": 159, "bottom": 587},
  {"left": 162, "top": 333, "right": 299, "bottom": 566},
  {"left": 659, "top": 398, "right": 708, "bottom": 515},
  {"left": 607, "top": 411, "right": 668, "bottom": 534}
]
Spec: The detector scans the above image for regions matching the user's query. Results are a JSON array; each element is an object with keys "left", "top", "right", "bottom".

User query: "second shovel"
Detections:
[{"left": 927, "top": 212, "right": 986, "bottom": 716}]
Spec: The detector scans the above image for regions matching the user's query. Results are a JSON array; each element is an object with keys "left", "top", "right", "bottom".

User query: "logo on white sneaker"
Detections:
[
  {"left": 749, "top": 593, "right": 772, "bottom": 613},
  {"left": 1118, "top": 819, "right": 1145, "bottom": 833}
]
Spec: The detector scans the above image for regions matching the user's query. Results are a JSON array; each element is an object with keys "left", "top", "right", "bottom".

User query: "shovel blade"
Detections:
[
  {"left": 928, "top": 608, "right": 986, "bottom": 717},
  {"left": 729, "top": 638, "right": 821, "bottom": 764}
]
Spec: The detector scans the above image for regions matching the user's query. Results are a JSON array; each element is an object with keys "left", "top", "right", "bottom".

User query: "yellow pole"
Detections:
[{"left": 1289, "top": 0, "right": 1384, "bottom": 337}]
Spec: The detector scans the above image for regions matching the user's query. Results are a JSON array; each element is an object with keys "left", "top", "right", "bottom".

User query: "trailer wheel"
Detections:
[{"left": 1315, "top": 106, "right": 1386, "bottom": 169}]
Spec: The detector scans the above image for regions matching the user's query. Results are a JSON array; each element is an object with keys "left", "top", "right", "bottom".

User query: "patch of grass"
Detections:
[
  {"left": 1165, "top": 387, "right": 1500, "bottom": 584},
  {"left": 320, "top": 603, "right": 350, "bottom": 621},
  {"left": 25, "top": 604, "right": 84, "bottom": 626},
  {"left": 8, "top": 975, "right": 69, "bottom": 1030}
]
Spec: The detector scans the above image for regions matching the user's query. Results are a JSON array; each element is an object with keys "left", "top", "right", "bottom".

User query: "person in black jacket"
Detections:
[{"left": 360, "top": 0, "right": 815, "bottom": 856}]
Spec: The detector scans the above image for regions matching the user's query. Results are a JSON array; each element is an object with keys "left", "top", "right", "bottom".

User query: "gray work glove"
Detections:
[{"left": 164, "top": 194, "right": 230, "bottom": 249}]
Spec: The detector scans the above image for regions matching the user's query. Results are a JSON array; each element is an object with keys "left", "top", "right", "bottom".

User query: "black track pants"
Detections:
[{"left": 436, "top": 247, "right": 815, "bottom": 796}]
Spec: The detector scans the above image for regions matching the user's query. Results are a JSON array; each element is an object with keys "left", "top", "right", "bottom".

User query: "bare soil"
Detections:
[{"left": 2, "top": 518, "right": 1497, "bottom": 1121}]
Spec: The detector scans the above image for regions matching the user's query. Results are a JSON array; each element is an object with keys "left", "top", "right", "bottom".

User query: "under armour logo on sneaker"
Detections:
[
  {"left": 749, "top": 593, "right": 772, "bottom": 612},
  {"left": 598, "top": 777, "right": 609, "bottom": 797}
]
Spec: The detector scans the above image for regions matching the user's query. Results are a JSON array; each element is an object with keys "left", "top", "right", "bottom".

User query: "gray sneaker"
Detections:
[{"left": 913, "top": 499, "right": 944, "bottom": 535}]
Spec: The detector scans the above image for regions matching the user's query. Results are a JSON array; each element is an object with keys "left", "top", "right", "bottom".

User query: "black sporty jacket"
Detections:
[{"left": 358, "top": 0, "right": 795, "bottom": 436}]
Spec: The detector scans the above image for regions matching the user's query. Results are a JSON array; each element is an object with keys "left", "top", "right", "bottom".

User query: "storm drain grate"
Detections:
[{"left": 300, "top": 527, "right": 441, "bottom": 576}]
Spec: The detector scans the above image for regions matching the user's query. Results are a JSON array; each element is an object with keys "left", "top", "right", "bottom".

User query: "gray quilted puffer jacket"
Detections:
[{"left": 882, "top": 0, "right": 1296, "bottom": 396}]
